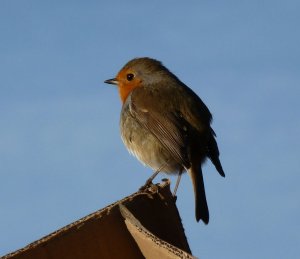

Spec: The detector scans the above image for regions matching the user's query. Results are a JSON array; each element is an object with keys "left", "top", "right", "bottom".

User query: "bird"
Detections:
[{"left": 105, "top": 57, "right": 225, "bottom": 224}]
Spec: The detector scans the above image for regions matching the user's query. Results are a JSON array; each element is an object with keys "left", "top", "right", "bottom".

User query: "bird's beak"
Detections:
[{"left": 104, "top": 78, "right": 118, "bottom": 85}]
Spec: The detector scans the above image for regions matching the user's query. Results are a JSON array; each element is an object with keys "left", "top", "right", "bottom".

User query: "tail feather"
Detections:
[
  {"left": 207, "top": 130, "right": 225, "bottom": 177},
  {"left": 189, "top": 166, "right": 209, "bottom": 224}
]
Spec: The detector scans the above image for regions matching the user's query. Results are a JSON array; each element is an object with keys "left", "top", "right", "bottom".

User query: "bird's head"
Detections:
[{"left": 105, "top": 57, "right": 177, "bottom": 103}]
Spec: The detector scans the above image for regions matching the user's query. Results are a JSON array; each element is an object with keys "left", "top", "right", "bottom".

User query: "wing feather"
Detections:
[{"left": 129, "top": 87, "right": 190, "bottom": 168}]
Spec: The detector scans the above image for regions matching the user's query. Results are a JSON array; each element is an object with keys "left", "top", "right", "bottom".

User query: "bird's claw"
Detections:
[{"left": 139, "top": 180, "right": 154, "bottom": 191}]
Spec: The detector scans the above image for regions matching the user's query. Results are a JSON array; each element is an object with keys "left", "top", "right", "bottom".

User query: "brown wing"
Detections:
[
  {"left": 176, "top": 82, "right": 213, "bottom": 132},
  {"left": 128, "top": 86, "right": 191, "bottom": 169}
]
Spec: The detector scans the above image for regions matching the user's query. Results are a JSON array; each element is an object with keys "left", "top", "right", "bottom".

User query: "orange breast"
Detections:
[
  {"left": 119, "top": 81, "right": 141, "bottom": 103},
  {"left": 117, "top": 69, "right": 142, "bottom": 103}
]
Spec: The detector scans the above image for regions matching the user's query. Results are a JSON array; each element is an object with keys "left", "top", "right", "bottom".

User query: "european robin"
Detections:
[{"left": 105, "top": 57, "right": 225, "bottom": 224}]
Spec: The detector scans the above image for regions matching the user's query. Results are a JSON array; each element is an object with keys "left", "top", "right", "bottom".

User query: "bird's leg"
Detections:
[
  {"left": 172, "top": 170, "right": 183, "bottom": 201},
  {"left": 139, "top": 163, "right": 167, "bottom": 191}
]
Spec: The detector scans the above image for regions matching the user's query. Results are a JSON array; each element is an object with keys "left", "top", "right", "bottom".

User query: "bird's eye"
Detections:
[{"left": 126, "top": 73, "right": 134, "bottom": 81}]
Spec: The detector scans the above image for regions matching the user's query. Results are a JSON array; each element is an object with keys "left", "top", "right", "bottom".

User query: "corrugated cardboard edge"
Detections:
[
  {"left": 120, "top": 204, "right": 196, "bottom": 259},
  {"left": 2, "top": 187, "right": 144, "bottom": 258},
  {"left": 2, "top": 179, "right": 194, "bottom": 259}
]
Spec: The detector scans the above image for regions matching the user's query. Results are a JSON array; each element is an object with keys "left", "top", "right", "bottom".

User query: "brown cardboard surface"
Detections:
[
  {"left": 2, "top": 180, "right": 194, "bottom": 259},
  {"left": 120, "top": 204, "right": 196, "bottom": 259}
]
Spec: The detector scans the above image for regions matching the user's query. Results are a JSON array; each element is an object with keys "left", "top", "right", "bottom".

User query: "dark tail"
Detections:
[
  {"left": 189, "top": 165, "right": 209, "bottom": 224},
  {"left": 207, "top": 129, "right": 225, "bottom": 177}
]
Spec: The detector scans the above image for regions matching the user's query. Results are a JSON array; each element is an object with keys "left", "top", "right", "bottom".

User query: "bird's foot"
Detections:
[{"left": 139, "top": 179, "right": 155, "bottom": 191}]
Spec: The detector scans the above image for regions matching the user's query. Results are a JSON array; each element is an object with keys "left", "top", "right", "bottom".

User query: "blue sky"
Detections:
[{"left": 1, "top": 1, "right": 299, "bottom": 258}]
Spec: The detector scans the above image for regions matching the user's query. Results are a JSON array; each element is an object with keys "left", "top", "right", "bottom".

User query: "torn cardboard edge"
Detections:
[
  {"left": 2, "top": 179, "right": 195, "bottom": 259},
  {"left": 120, "top": 204, "right": 196, "bottom": 259}
]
